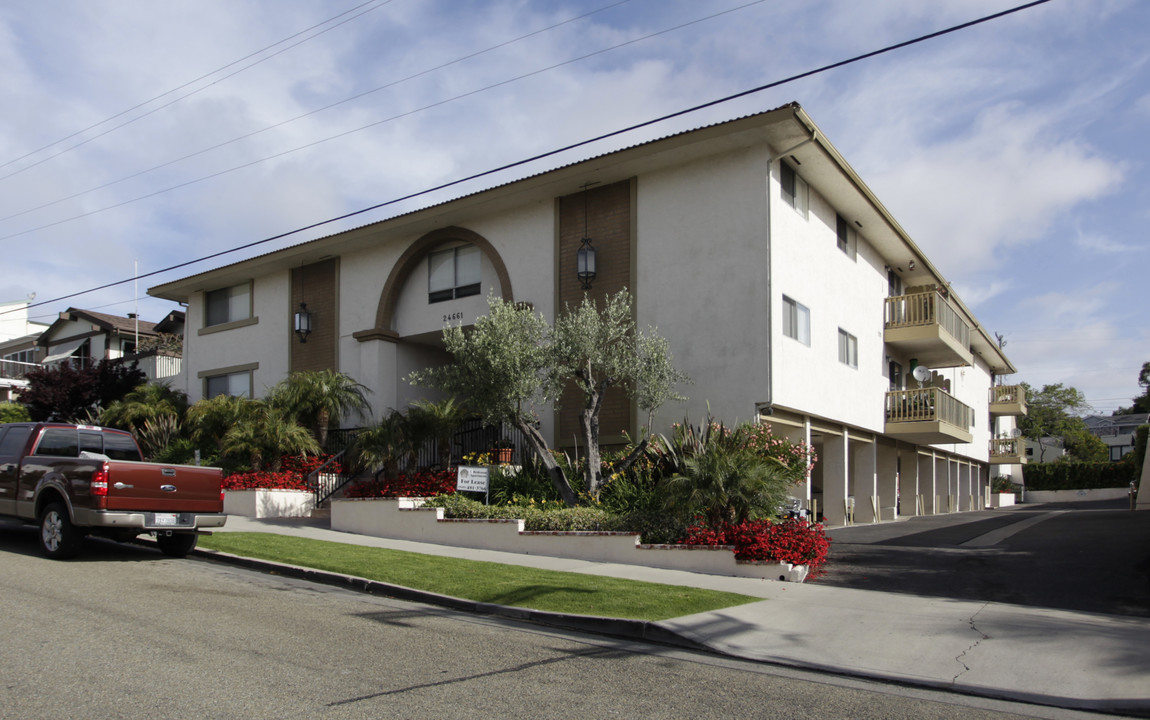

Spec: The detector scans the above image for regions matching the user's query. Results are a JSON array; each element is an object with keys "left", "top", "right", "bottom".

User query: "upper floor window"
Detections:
[
  {"left": 205, "top": 282, "right": 251, "bottom": 327},
  {"left": 838, "top": 329, "right": 858, "bottom": 368},
  {"left": 428, "top": 245, "right": 481, "bottom": 303},
  {"left": 780, "top": 162, "right": 809, "bottom": 219},
  {"left": 782, "top": 295, "right": 810, "bottom": 346},
  {"left": 836, "top": 214, "right": 857, "bottom": 260}
]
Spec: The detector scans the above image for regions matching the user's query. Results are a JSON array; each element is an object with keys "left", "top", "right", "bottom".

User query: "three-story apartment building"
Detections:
[{"left": 149, "top": 102, "right": 1025, "bottom": 525}]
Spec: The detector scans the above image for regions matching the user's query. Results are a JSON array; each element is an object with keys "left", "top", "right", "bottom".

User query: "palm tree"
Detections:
[
  {"left": 100, "top": 381, "right": 189, "bottom": 433},
  {"left": 407, "top": 397, "right": 469, "bottom": 468},
  {"left": 268, "top": 370, "right": 371, "bottom": 449},
  {"left": 222, "top": 402, "right": 320, "bottom": 472},
  {"left": 352, "top": 410, "right": 415, "bottom": 479}
]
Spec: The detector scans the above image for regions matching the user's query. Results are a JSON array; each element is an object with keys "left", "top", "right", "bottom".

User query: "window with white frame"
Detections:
[
  {"left": 836, "top": 213, "right": 857, "bottom": 260},
  {"left": 780, "top": 162, "right": 808, "bottom": 219},
  {"left": 204, "top": 370, "right": 252, "bottom": 399},
  {"left": 782, "top": 296, "right": 810, "bottom": 346},
  {"left": 428, "top": 245, "right": 481, "bottom": 303},
  {"left": 204, "top": 282, "right": 252, "bottom": 327},
  {"left": 838, "top": 329, "right": 858, "bottom": 368}
]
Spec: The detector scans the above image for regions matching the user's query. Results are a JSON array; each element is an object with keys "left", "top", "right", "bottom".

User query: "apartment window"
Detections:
[
  {"left": 888, "top": 269, "right": 903, "bottom": 297},
  {"left": 888, "top": 359, "right": 903, "bottom": 391},
  {"left": 836, "top": 214, "right": 857, "bottom": 260},
  {"left": 782, "top": 296, "right": 810, "bottom": 346},
  {"left": 780, "top": 162, "right": 808, "bottom": 219},
  {"left": 205, "top": 370, "right": 252, "bottom": 399},
  {"left": 205, "top": 282, "right": 252, "bottom": 327},
  {"left": 838, "top": 329, "right": 858, "bottom": 368},
  {"left": 428, "top": 245, "right": 481, "bottom": 303}
]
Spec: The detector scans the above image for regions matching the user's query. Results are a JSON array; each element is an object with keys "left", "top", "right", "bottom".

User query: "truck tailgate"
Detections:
[{"left": 103, "top": 461, "right": 223, "bottom": 513}]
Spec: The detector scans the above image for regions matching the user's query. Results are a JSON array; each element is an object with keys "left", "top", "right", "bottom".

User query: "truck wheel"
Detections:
[
  {"left": 39, "top": 503, "right": 82, "bottom": 559},
  {"left": 156, "top": 532, "right": 198, "bottom": 558}
]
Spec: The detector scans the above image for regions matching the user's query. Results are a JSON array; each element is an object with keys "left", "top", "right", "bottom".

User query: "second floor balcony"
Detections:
[
  {"left": 990, "top": 437, "right": 1027, "bottom": 464},
  {"left": 989, "top": 384, "right": 1028, "bottom": 416},
  {"left": 885, "top": 387, "right": 974, "bottom": 445},
  {"left": 884, "top": 290, "right": 973, "bottom": 368}
]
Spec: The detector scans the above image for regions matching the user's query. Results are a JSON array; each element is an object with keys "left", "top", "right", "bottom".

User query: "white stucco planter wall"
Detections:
[
  {"left": 990, "top": 492, "right": 1015, "bottom": 508},
  {"left": 1023, "top": 488, "right": 1131, "bottom": 504},
  {"left": 331, "top": 497, "right": 808, "bottom": 582},
  {"left": 225, "top": 489, "right": 315, "bottom": 518}
]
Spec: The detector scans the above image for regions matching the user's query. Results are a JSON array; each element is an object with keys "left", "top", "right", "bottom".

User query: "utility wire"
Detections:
[
  {"left": 10, "top": 0, "right": 1054, "bottom": 315},
  {"left": 0, "top": 0, "right": 636, "bottom": 225},
  {"left": 0, "top": 0, "right": 392, "bottom": 178}
]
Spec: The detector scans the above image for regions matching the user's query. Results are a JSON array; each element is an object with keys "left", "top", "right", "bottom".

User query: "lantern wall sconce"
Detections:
[
  {"left": 577, "top": 237, "right": 597, "bottom": 290},
  {"left": 294, "top": 302, "right": 312, "bottom": 343}
]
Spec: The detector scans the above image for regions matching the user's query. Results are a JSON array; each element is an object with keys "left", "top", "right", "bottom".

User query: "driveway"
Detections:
[{"left": 817, "top": 500, "right": 1150, "bottom": 618}]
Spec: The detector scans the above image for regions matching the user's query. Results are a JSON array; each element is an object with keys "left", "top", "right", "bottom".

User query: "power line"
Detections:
[
  {"left": 0, "top": 0, "right": 742, "bottom": 235},
  {"left": 0, "top": 0, "right": 637, "bottom": 226},
  {"left": 0, "top": 0, "right": 391, "bottom": 178},
  {"left": 9, "top": 0, "right": 1054, "bottom": 316}
]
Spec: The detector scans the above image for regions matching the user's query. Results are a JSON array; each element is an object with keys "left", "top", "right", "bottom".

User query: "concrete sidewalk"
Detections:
[{"left": 210, "top": 515, "right": 1150, "bottom": 715}]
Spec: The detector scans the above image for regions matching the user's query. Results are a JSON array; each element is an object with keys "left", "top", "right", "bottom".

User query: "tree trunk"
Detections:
[{"left": 515, "top": 419, "right": 578, "bottom": 506}]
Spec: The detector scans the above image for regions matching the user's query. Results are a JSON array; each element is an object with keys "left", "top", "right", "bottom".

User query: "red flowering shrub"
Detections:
[
  {"left": 344, "top": 469, "right": 458, "bottom": 498},
  {"left": 681, "top": 517, "right": 830, "bottom": 575},
  {"left": 222, "top": 454, "right": 340, "bottom": 492}
]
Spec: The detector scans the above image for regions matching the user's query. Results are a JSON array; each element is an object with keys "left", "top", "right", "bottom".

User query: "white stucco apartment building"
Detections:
[{"left": 149, "top": 103, "right": 1025, "bottom": 526}]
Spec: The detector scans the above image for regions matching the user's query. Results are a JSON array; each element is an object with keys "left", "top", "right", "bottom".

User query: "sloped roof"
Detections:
[{"left": 38, "top": 308, "right": 159, "bottom": 347}]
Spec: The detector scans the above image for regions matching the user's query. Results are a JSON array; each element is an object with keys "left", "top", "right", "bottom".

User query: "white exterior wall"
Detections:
[
  {"left": 771, "top": 165, "right": 890, "bottom": 432},
  {"left": 636, "top": 146, "right": 772, "bottom": 427},
  {"left": 183, "top": 274, "right": 290, "bottom": 402}
]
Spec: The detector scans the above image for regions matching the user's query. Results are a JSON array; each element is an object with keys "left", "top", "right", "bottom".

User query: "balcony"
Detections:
[
  {"left": 885, "top": 387, "right": 974, "bottom": 445},
  {"left": 884, "top": 290, "right": 974, "bottom": 368},
  {"left": 989, "top": 384, "right": 1027, "bottom": 416},
  {"left": 989, "top": 437, "right": 1027, "bottom": 465}
]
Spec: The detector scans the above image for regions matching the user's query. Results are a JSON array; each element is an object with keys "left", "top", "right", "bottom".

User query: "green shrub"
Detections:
[
  {"left": 0, "top": 402, "right": 30, "bottom": 423},
  {"left": 1023, "top": 459, "right": 1136, "bottom": 491}
]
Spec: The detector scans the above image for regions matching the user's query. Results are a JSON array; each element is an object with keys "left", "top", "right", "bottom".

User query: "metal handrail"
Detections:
[{"left": 308, "top": 450, "right": 350, "bottom": 506}]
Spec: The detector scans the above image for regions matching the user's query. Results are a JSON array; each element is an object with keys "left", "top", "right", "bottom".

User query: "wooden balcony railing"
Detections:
[
  {"left": 885, "top": 387, "right": 973, "bottom": 431},
  {"left": 990, "top": 437, "right": 1026, "bottom": 463},
  {"left": 883, "top": 290, "right": 972, "bottom": 366},
  {"left": 989, "top": 384, "right": 1027, "bottom": 415}
]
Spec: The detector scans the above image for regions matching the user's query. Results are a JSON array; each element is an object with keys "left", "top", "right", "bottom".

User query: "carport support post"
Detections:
[
  {"left": 822, "top": 431, "right": 849, "bottom": 526},
  {"left": 877, "top": 442, "right": 898, "bottom": 521},
  {"left": 852, "top": 437, "right": 877, "bottom": 523},
  {"left": 900, "top": 444, "right": 920, "bottom": 516}
]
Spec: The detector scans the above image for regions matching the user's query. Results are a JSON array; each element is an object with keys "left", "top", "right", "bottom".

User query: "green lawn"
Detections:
[{"left": 199, "top": 532, "right": 759, "bottom": 621}]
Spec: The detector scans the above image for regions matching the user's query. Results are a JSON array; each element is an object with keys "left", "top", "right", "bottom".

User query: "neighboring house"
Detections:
[
  {"left": 36, "top": 308, "right": 182, "bottom": 383},
  {"left": 1084, "top": 414, "right": 1150, "bottom": 461},
  {"left": 149, "top": 102, "right": 1023, "bottom": 526},
  {"left": 0, "top": 298, "right": 50, "bottom": 402},
  {"left": 1025, "top": 436, "right": 1067, "bottom": 464}
]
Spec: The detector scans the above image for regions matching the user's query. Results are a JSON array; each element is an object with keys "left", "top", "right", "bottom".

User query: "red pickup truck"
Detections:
[{"left": 0, "top": 422, "right": 226, "bottom": 559}]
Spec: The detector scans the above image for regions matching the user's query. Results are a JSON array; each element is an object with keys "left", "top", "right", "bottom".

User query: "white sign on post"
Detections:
[{"left": 456, "top": 466, "right": 490, "bottom": 493}]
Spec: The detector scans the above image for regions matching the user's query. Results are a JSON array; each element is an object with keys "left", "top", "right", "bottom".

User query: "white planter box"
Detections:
[
  {"left": 990, "top": 492, "right": 1015, "bottom": 508},
  {"left": 225, "top": 489, "right": 315, "bottom": 518},
  {"left": 331, "top": 497, "right": 809, "bottom": 582}
]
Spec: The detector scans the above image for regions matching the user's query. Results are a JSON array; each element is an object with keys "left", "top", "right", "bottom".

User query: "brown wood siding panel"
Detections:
[
  {"left": 557, "top": 180, "right": 633, "bottom": 444},
  {"left": 291, "top": 258, "right": 338, "bottom": 373}
]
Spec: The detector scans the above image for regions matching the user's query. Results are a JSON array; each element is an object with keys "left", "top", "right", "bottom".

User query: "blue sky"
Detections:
[{"left": 0, "top": 0, "right": 1146, "bottom": 412}]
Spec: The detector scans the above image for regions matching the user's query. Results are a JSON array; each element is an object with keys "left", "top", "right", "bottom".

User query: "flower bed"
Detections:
[
  {"left": 680, "top": 517, "right": 830, "bottom": 576},
  {"left": 344, "top": 469, "right": 458, "bottom": 498},
  {"left": 222, "top": 454, "right": 341, "bottom": 492}
]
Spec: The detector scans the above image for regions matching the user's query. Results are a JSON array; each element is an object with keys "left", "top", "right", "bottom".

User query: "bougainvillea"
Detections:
[
  {"left": 343, "top": 469, "right": 458, "bottom": 498},
  {"left": 680, "top": 517, "right": 830, "bottom": 575},
  {"left": 738, "top": 422, "right": 818, "bottom": 483}
]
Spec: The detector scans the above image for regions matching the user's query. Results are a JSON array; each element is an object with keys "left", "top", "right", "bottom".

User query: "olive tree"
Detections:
[{"left": 410, "top": 291, "right": 687, "bottom": 505}]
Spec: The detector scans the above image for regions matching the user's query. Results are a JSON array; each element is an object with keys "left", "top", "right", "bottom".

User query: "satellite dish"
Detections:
[
  {"left": 1011, "top": 428, "right": 1023, "bottom": 438},
  {"left": 912, "top": 365, "right": 931, "bottom": 383}
]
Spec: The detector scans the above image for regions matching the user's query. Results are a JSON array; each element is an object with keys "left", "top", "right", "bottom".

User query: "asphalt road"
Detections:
[
  {"left": 819, "top": 501, "right": 1150, "bottom": 617},
  {"left": 0, "top": 522, "right": 1109, "bottom": 720}
]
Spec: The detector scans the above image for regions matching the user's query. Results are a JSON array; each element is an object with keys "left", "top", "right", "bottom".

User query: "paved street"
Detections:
[
  {"left": 820, "top": 501, "right": 1150, "bottom": 617},
  {"left": 0, "top": 522, "right": 1110, "bottom": 720}
]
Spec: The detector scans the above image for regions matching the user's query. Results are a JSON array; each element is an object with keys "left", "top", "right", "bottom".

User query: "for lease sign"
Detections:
[{"left": 456, "top": 466, "right": 489, "bottom": 493}]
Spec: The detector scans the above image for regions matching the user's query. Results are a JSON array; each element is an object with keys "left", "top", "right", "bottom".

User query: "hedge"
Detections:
[{"left": 1023, "top": 457, "right": 1137, "bottom": 491}]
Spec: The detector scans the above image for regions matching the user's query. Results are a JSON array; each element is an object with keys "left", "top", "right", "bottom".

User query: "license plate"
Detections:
[{"left": 153, "top": 513, "right": 179, "bottom": 526}]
